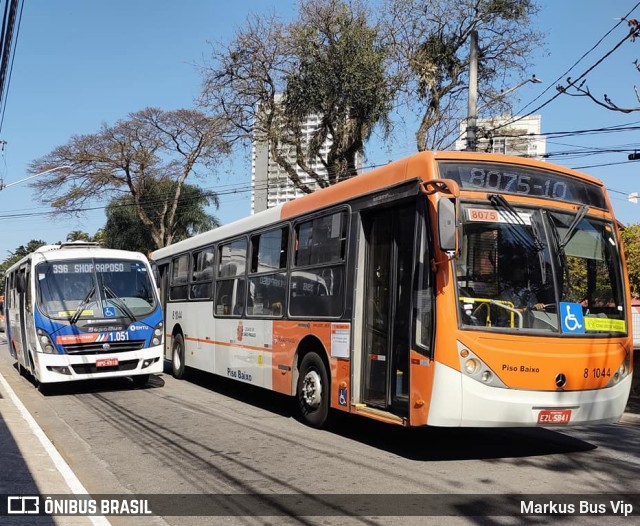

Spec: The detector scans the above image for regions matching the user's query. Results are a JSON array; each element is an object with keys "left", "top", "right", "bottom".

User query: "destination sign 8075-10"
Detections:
[{"left": 437, "top": 161, "right": 607, "bottom": 209}]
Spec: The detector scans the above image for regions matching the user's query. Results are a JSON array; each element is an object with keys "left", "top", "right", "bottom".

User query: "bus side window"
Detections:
[
  {"left": 169, "top": 254, "right": 190, "bottom": 301},
  {"left": 290, "top": 211, "right": 347, "bottom": 318},
  {"left": 190, "top": 247, "right": 214, "bottom": 300},
  {"left": 248, "top": 226, "right": 288, "bottom": 317},
  {"left": 215, "top": 239, "right": 247, "bottom": 316}
]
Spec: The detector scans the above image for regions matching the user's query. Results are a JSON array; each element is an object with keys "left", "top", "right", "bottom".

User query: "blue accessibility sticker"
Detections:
[
  {"left": 559, "top": 302, "right": 585, "bottom": 334},
  {"left": 103, "top": 306, "right": 116, "bottom": 318},
  {"left": 338, "top": 387, "right": 348, "bottom": 407}
]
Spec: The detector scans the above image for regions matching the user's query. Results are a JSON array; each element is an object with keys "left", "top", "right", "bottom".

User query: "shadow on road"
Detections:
[
  {"left": 164, "top": 362, "right": 597, "bottom": 462},
  {"left": 12, "top": 362, "right": 166, "bottom": 396}
]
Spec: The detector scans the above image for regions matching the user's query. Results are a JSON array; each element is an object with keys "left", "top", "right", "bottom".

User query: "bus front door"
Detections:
[{"left": 362, "top": 203, "right": 415, "bottom": 415}]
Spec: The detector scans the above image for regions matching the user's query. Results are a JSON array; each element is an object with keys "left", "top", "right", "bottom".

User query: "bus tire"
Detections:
[
  {"left": 171, "top": 334, "right": 186, "bottom": 379},
  {"left": 297, "top": 352, "right": 330, "bottom": 428}
]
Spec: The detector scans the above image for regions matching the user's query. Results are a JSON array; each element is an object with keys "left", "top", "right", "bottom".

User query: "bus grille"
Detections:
[
  {"left": 63, "top": 340, "right": 146, "bottom": 355},
  {"left": 71, "top": 359, "right": 139, "bottom": 375}
]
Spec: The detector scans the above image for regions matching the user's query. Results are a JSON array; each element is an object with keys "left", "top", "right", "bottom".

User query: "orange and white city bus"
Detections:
[{"left": 151, "top": 151, "right": 633, "bottom": 428}]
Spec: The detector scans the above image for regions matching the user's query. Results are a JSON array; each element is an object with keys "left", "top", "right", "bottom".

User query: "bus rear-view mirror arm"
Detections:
[{"left": 421, "top": 179, "right": 460, "bottom": 257}]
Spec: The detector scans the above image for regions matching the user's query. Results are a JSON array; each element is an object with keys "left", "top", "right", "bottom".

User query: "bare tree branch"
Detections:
[{"left": 28, "top": 107, "right": 230, "bottom": 249}]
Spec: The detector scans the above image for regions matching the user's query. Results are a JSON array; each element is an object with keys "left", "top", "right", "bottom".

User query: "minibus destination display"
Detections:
[{"left": 51, "top": 262, "right": 129, "bottom": 274}]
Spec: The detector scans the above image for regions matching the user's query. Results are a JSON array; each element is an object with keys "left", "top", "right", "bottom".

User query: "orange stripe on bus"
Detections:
[{"left": 183, "top": 335, "right": 269, "bottom": 353}]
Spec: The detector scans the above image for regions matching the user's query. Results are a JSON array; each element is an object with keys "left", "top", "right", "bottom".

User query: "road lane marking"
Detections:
[{"left": 0, "top": 372, "right": 111, "bottom": 526}]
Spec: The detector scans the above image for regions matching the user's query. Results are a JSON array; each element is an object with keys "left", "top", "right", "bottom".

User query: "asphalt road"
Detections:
[{"left": 1, "top": 336, "right": 639, "bottom": 526}]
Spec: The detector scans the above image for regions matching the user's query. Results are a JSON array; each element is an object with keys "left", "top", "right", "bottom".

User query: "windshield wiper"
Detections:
[
  {"left": 70, "top": 286, "right": 95, "bottom": 325},
  {"left": 489, "top": 194, "right": 544, "bottom": 252},
  {"left": 559, "top": 205, "right": 588, "bottom": 250},
  {"left": 102, "top": 284, "right": 136, "bottom": 323}
]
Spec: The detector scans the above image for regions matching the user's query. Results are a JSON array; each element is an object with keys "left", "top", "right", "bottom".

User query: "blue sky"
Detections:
[{"left": 0, "top": 0, "right": 639, "bottom": 255}]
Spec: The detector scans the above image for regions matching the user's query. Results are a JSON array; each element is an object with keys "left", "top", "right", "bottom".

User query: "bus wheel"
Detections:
[
  {"left": 297, "top": 352, "right": 329, "bottom": 428},
  {"left": 171, "top": 334, "right": 186, "bottom": 379}
]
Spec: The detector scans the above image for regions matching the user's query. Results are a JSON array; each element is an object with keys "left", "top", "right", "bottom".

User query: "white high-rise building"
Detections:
[
  {"left": 456, "top": 114, "right": 546, "bottom": 160},
  {"left": 251, "top": 112, "right": 330, "bottom": 214}
]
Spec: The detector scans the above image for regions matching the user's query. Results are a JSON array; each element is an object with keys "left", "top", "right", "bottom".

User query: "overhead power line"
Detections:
[
  {"left": 483, "top": 1, "right": 640, "bottom": 137},
  {"left": 0, "top": 0, "right": 23, "bottom": 134}
]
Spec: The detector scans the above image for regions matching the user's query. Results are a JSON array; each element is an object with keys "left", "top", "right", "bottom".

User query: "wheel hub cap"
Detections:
[{"left": 302, "top": 370, "right": 322, "bottom": 408}]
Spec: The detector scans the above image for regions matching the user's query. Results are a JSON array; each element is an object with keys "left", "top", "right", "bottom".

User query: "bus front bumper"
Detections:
[
  {"left": 34, "top": 345, "right": 165, "bottom": 384},
  {"left": 427, "top": 362, "right": 632, "bottom": 427}
]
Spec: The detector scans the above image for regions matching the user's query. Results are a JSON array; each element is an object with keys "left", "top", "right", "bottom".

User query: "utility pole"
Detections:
[{"left": 465, "top": 30, "right": 478, "bottom": 152}]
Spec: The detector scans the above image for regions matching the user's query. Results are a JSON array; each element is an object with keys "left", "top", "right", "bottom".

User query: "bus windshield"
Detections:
[
  {"left": 455, "top": 203, "right": 626, "bottom": 334},
  {"left": 36, "top": 259, "right": 156, "bottom": 321}
]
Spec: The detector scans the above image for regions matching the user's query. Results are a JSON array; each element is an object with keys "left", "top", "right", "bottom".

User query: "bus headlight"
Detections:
[
  {"left": 464, "top": 359, "right": 479, "bottom": 375},
  {"left": 36, "top": 329, "right": 57, "bottom": 354},
  {"left": 457, "top": 342, "right": 507, "bottom": 388},
  {"left": 152, "top": 322, "right": 164, "bottom": 346},
  {"left": 607, "top": 356, "right": 631, "bottom": 387}
]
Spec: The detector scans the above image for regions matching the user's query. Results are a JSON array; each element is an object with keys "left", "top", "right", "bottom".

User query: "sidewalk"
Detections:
[{"left": 0, "top": 348, "right": 98, "bottom": 525}]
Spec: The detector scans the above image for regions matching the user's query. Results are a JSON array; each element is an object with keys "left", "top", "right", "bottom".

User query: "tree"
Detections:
[
  {"left": 621, "top": 223, "right": 640, "bottom": 298},
  {"left": 28, "top": 107, "right": 230, "bottom": 249},
  {"left": 556, "top": 18, "right": 640, "bottom": 113},
  {"left": 381, "top": 0, "right": 543, "bottom": 150},
  {"left": 200, "top": 0, "right": 391, "bottom": 192},
  {"left": 102, "top": 181, "right": 220, "bottom": 255},
  {"left": 66, "top": 231, "right": 91, "bottom": 242},
  {"left": 65, "top": 230, "right": 103, "bottom": 243},
  {"left": 0, "top": 240, "right": 47, "bottom": 295}
]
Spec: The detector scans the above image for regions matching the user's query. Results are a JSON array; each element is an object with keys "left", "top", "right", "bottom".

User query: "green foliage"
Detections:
[
  {"left": 0, "top": 240, "right": 47, "bottom": 295},
  {"left": 66, "top": 231, "right": 92, "bottom": 242},
  {"left": 202, "top": 0, "right": 391, "bottom": 191},
  {"left": 284, "top": 1, "right": 391, "bottom": 182},
  {"left": 102, "top": 181, "right": 220, "bottom": 255},
  {"left": 383, "top": 0, "right": 542, "bottom": 150},
  {"left": 621, "top": 223, "right": 640, "bottom": 298}
]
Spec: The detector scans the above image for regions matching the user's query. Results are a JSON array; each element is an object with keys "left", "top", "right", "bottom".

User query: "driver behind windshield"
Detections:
[{"left": 499, "top": 263, "right": 546, "bottom": 312}]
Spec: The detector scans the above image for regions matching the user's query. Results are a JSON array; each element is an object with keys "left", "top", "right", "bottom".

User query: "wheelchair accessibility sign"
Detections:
[{"left": 560, "top": 302, "right": 585, "bottom": 334}]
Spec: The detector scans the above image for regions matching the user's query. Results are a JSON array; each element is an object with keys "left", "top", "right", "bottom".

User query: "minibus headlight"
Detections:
[
  {"left": 36, "top": 329, "right": 57, "bottom": 354},
  {"left": 152, "top": 322, "right": 164, "bottom": 346}
]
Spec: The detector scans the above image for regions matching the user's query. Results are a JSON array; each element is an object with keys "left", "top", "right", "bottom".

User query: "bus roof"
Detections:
[{"left": 151, "top": 150, "right": 607, "bottom": 262}]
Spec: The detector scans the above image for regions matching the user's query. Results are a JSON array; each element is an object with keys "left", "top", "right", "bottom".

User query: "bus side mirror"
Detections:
[{"left": 438, "top": 198, "right": 458, "bottom": 255}]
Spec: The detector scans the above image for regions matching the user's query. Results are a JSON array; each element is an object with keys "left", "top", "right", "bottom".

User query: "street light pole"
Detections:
[
  {"left": 465, "top": 30, "right": 478, "bottom": 152},
  {"left": 0, "top": 165, "right": 72, "bottom": 190},
  {"left": 464, "top": 30, "right": 542, "bottom": 151}
]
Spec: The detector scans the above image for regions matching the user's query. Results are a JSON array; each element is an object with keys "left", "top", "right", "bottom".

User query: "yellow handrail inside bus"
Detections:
[{"left": 459, "top": 296, "right": 521, "bottom": 328}]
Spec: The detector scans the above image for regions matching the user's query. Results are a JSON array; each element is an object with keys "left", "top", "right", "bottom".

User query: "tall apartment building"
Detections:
[
  {"left": 455, "top": 114, "right": 546, "bottom": 160},
  {"left": 252, "top": 113, "right": 330, "bottom": 214}
]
